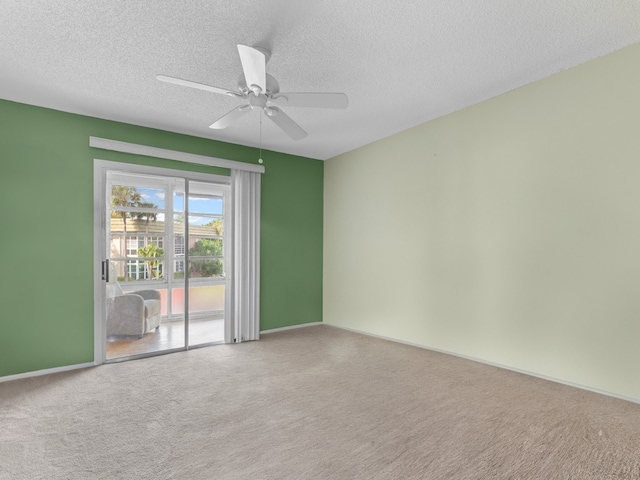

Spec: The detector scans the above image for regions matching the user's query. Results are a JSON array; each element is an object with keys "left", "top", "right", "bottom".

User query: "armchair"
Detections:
[{"left": 106, "top": 289, "right": 161, "bottom": 338}]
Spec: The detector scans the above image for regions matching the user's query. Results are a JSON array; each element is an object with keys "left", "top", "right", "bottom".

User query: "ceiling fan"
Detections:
[{"left": 156, "top": 44, "right": 348, "bottom": 140}]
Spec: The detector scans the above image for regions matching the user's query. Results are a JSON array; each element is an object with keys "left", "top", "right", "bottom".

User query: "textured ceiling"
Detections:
[{"left": 1, "top": 1, "right": 639, "bottom": 160}]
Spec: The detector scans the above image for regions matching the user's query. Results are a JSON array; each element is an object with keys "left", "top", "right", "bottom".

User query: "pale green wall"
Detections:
[
  {"left": 0, "top": 100, "right": 323, "bottom": 378},
  {"left": 324, "top": 43, "right": 640, "bottom": 401}
]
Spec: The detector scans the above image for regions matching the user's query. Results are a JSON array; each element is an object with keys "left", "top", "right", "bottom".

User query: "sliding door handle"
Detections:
[{"left": 101, "top": 260, "right": 110, "bottom": 282}]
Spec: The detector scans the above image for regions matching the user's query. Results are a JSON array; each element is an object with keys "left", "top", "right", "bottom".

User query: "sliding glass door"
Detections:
[
  {"left": 101, "top": 167, "right": 229, "bottom": 361},
  {"left": 185, "top": 181, "right": 228, "bottom": 347}
]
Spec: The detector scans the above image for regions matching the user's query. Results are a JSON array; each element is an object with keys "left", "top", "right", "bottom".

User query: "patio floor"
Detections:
[{"left": 106, "top": 317, "right": 224, "bottom": 360}]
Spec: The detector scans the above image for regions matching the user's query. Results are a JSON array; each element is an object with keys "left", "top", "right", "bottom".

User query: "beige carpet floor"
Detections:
[{"left": 1, "top": 325, "right": 639, "bottom": 479}]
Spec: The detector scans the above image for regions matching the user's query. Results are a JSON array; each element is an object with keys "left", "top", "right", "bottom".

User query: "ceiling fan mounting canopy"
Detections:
[{"left": 156, "top": 44, "right": 348, "bottom": 141}]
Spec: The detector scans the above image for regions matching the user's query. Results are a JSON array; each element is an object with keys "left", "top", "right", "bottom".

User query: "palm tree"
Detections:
[
  {"left": 137, "top": 243, "right": 164, "bottom": 280},
  {"left": 134, "top": 201, "right": 158, "bottom": 233},
  {"left": 111, "top": 186, "right": 142, "bottom": 233},
  {"left": 204, "top": 219, "right": 223, "bottom": 236},
  {"left": 211, "top": 219, "right": 223, "bottom": 236}
]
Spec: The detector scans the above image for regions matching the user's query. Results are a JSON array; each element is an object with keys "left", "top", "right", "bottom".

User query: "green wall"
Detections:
[{"left": 0, "top": 99, "right": 323, "bottom": 377}]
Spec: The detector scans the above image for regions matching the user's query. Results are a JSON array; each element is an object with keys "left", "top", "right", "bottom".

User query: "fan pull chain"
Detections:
[{"left": 258, "top": 114, "right": 264, "bottom": 164}]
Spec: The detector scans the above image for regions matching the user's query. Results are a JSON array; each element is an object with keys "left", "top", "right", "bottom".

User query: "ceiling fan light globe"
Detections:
[{"left": 249, "top": 94, "right": 267, "bottom": 109}]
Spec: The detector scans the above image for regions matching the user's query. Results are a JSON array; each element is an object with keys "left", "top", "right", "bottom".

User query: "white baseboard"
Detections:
[
  {"left": 325, "top": 324, "right": 640, "bottom": 406},
  {"left": 0, "top": 362, "right": 95, "bottom": 384},
  {"left": 261, "top": 322, "right": 323, "bottom": 335}
]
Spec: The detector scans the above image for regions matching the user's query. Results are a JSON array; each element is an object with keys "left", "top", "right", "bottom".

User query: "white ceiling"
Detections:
[{"left": 1, "top": 1, "right": 639, "bottom": 160}]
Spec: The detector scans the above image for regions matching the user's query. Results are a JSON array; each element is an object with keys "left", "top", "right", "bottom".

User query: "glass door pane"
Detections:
[
  {"left": 105, "top": 172, "right": 186, "bottom": 359},
  {"left": 187, "top": 181, "right": 226, "bottom": 346},
  {"left": 161, "top": 179, "right": 187, "bottom": 352}
]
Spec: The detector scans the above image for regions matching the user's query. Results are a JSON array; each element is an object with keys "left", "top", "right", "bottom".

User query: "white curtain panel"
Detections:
[{"left": 229, "top": 169, "right": 261, "bottom": 343}]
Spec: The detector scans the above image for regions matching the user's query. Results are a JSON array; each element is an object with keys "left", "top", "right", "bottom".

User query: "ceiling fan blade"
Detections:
[
  {"left": 237, "top": 45, "right": 266, "bottom": 94},
  {"left": 271, "top": 92, "right": 349, "bottom": 109},
  {"left": 266, "top": 107, "right": 307, "bottom": 140},
  {"left": 156, "top": 74, "right": 241, "bottom": 97},
  {"left": 209, "top": 105, "right": 252, "bottom": 129}
]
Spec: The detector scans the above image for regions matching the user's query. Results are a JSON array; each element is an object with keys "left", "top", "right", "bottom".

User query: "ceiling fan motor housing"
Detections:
[{"left": 238, "top": 73, "right": 280, "bottom": 97}]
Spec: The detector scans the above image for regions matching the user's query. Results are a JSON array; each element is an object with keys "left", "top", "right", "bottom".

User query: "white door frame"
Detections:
[{"left": 93, "top": 159, "right": 231, "bottom": 365}]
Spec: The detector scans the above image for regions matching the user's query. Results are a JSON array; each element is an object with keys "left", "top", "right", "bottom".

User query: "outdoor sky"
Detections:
[{"left": 139, "top": 187, "right": 223, "bottom": 225}]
